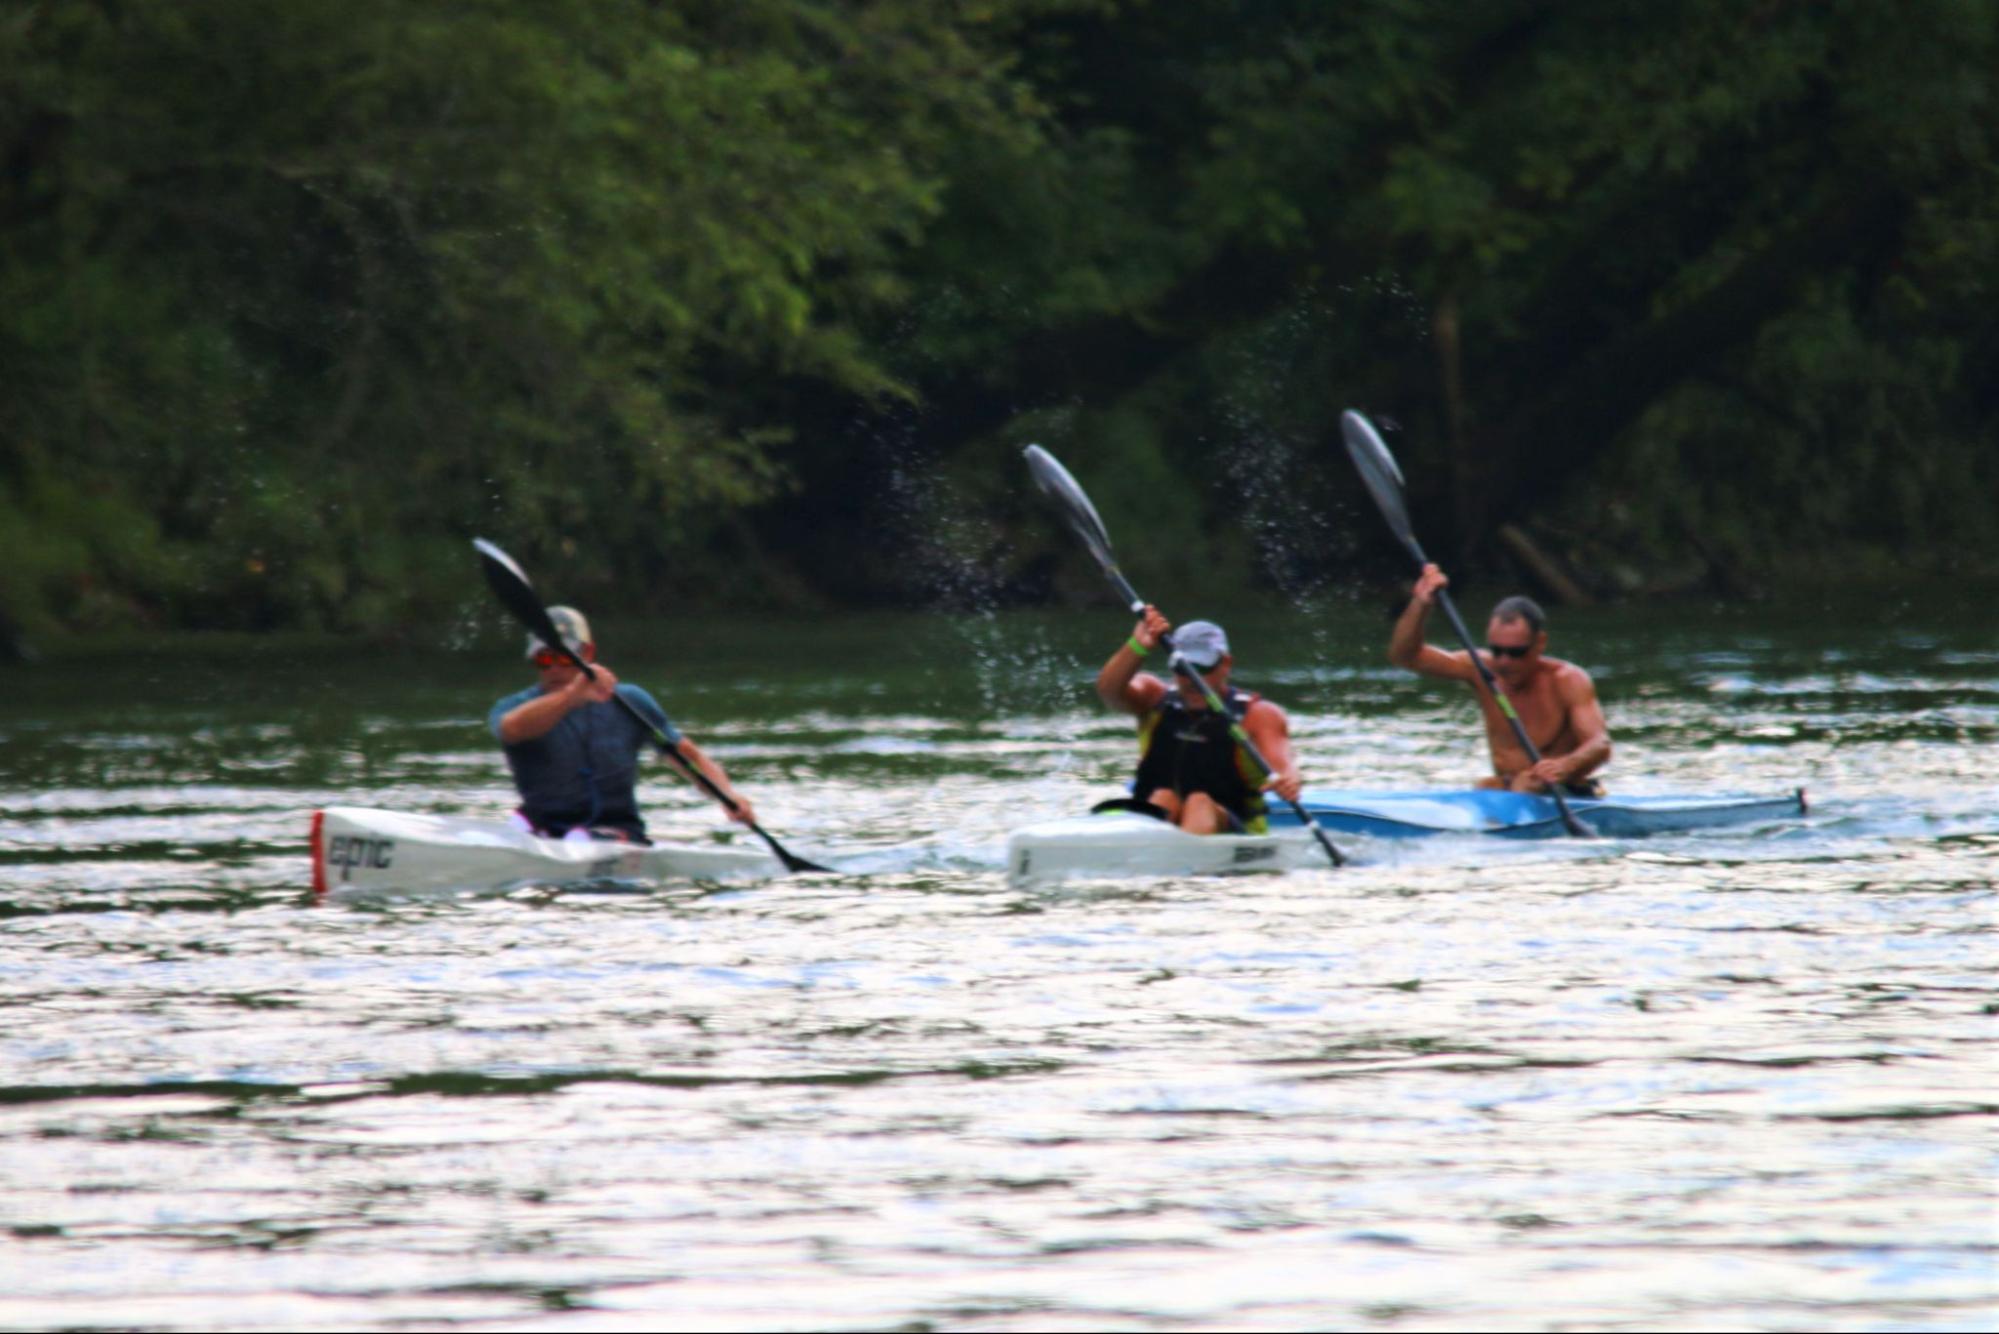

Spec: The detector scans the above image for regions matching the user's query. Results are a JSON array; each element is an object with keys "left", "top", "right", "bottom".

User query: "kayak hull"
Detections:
[
  {"left": 1007, "top": 813, "right": 1329, "bottom": 886},
  {"left": 311, "top": 806, "right": 779, "bottom": 899},
  {"left": 1272, "top": 789, "right": 1808, "bottom": 839}
]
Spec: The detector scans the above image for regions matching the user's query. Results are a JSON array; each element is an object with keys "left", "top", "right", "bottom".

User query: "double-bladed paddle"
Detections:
[
  {"left": 472, "top": 538, "right": 832, "bottom": 874},
  {"left": 1339, "top": 410, "right": 1594, "bottom": 838},
  {"left": 1023, "top": 445, "right": 1346, "bottom": 868}
]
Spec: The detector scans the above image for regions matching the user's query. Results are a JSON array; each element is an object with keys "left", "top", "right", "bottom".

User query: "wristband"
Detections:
[{"left": 1126, "top": 635, "right": 1152, "bottom": 658}]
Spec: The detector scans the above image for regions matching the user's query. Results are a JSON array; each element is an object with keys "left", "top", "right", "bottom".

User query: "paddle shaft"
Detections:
[
  {"left": 562, "top": 649, "right": 725, "bottom": 798},
  {"left": 554, "top": 646, "right": 829, "bottom": 873},
  {"left": 1106, "top": 575, "right": 1345, "bottom": 867}
]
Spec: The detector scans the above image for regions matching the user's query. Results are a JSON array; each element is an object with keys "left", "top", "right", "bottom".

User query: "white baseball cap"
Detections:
[
  {"left": 1172, "top": 620, "right": 1229, "bottom": 670},
  {"left": 526, "top": 605, "right": 592, "bottom": 660}
]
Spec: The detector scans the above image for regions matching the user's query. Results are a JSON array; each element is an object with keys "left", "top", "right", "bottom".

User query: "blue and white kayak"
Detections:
[{"left": 1271, "top": 789, "right": 1807, "bottom": 840}]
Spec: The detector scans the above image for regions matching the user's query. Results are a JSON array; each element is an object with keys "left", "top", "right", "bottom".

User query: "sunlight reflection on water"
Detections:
[{"left": 0, "top": 610, "right": 1992, "bottom": 1330}]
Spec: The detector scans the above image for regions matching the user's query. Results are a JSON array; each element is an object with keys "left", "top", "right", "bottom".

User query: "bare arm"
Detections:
[
  {"left": 663, "top": 736, "right": 756, "bottom": 825},
  {"left": 1241, "top": 700, "right": 1302, "bottom": 802},
  {"left": 1556, "top": 669, "right": 1612, "bottom": 781},
  {"left": 1388, "top": 564, "right": 1478, "bottom": 682},
  {"left": 1523, "top": 667, "right": 1612, "bottom": 789},
  {"left": 496, "top": 667, "right": 618, "bottom": 744},
  {"left": 1096, "top": 605, "right": 1172, "bottom": 717}
]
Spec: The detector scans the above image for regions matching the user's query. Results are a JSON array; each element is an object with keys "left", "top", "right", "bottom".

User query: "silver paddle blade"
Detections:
[
  {"left": 1023, "top": 444, "right": 1118, "bottom": 570},
  {"left": 472, "top": 537, "right": 531, "bottom": 589},
  {"left": 472, "top": 536, "right": 571, "bottom": 654},
  {"left": 1340, "top": 410, "right": 1422, "bottom": 563}
]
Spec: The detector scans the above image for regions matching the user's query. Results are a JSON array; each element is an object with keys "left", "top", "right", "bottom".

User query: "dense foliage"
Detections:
[{"left": 3, "top": 0, "right": 1993, "bottom": 641}]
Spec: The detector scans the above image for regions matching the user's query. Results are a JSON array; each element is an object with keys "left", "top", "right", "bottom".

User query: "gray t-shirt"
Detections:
[{"left": 487, "top": 683, "right": 682, "bottom": 839}]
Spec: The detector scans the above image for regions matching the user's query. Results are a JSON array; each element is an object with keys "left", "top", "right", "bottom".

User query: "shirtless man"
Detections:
[{"left": 1388, "top": 565, "right": 1611, "bottom": 795}]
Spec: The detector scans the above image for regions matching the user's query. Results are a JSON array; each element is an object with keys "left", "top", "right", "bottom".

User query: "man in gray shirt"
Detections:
[{"left": 487, "top": 607, "right": 757, "bottom": 842}]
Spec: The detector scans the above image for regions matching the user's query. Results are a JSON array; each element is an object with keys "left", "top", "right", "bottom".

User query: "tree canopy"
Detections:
[{"left": 2, "top": 0, "right": 1993, "bottom": 641}]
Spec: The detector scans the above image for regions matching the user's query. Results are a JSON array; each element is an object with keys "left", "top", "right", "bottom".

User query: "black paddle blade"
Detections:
[
  {"left": 472, "top": 537, "right": 571, "bottom": 656},
  {"left": 1341, "top": 410, "right": 1425, "bottom": 566},
  {"left": 1024, "top": 444, "right": 1119, "bottom": 573},
  {"left": 762, "top": 832, "right": 836, "bottom": 874}
]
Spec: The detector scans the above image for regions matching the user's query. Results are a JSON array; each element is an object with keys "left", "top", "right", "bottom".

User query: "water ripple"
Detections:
[{"left": 0, "top": 612, "right": 1992, "bottom": 1330}]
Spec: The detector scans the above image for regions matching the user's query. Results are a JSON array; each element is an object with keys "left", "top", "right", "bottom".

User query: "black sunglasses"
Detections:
[{"left": 1486, "top": 642, "right": 1533, "bottom": 660}]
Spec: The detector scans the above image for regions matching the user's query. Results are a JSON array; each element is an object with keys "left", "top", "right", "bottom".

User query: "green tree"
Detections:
[
  {"left": 3, "top": 0, "right": 1994, "bottom": 642},
  {"left": 878, "top": 0, "right": 1997, "bottom": 599},
  {"left": 0, "top": 0, "right": 1050, "bottom": 634}
]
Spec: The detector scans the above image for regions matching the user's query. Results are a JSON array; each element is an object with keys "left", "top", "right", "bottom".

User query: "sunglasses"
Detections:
[
  {"left": 1486, "top": 642, "right": 1533, "bottom": 660},
  {"left": 531, "top": 649, "right": 575, "bottom": 669}
]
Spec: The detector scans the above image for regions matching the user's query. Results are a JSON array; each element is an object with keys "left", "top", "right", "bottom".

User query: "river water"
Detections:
[{"left": 1, "top": 603, "right": 1993, "bottom": 1330}]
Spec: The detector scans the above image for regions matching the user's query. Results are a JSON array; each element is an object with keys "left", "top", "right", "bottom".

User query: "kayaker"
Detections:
[
  {"left": 488, "top": 606, "right": 756, "bottom": 843},
  {"left": 1389, "top": 564, "right": 1612, "bottom": 795},
  {"left": 1096, "top": 609, "right": 1304, "bottom": 834}
]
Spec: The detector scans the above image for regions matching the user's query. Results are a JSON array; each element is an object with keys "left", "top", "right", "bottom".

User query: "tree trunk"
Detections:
[{"left": 1434, "top": 290, "right": 1472, "bottom": 570}]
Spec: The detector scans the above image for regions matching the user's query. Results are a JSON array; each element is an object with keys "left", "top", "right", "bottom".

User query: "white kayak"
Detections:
[
  {"left": 1006, "top": 812, "right": 1330, "bottom": 886},
  {"left": 310, "top": 806, "right": 780, "bottom": 900}
]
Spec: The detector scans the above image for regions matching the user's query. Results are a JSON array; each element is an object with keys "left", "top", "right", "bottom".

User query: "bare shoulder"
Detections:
[
  {"left": 1544, "top": 657, "right": 1598, "bottom": 699},
  {"left": 1420, "top": 644, "right": 1479, "bottom": 680},
  {"left": 1243, "top": 697, "right": 1289, "bottom": 729},
  {"left": 1126, "top": 672, "right": 1171, "bottom": 711}
]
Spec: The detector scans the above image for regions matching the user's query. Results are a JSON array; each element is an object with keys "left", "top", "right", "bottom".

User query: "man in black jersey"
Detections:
[{"left": 1095, "top": 607, "right": 1303, "bottom": 834}]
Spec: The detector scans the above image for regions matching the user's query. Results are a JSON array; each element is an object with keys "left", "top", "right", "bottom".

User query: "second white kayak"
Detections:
[{"left": 1006, "top": 812, "right": 1328, "bottom": 886}]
